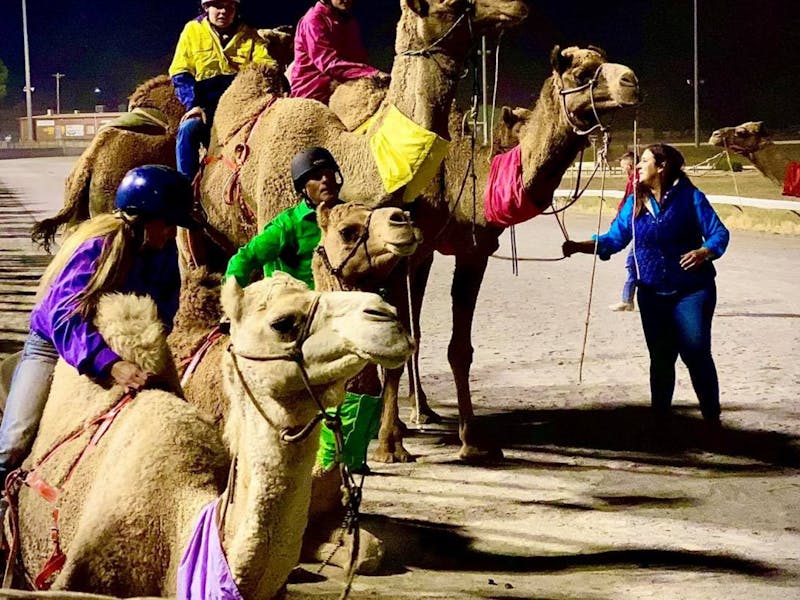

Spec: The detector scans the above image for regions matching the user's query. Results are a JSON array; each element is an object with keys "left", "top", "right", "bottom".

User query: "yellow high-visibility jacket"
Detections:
[{"left": 169, "top": 16, "right": 276, "bottom": 112}]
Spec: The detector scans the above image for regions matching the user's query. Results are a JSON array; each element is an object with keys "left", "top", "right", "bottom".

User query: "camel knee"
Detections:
[{"left": 447, "top": 342, "right": 473, "bottom": 372}]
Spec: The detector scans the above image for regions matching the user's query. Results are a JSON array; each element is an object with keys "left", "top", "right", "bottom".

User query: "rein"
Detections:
[{"left": 221, "top": 294, "right": 362, "bottom": 598}]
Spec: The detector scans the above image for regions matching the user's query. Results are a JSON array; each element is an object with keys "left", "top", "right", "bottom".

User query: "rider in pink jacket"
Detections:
[{"left": 289, "top": 0, "right": 380, "bottom": 104}]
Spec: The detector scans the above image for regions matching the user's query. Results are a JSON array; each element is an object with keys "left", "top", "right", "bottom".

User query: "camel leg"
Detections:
[
  {"left": 450, "top": 252, "right": 503, "bottom": 461},
  {"left": 404, "top": 254, "right": 442, "bottom": 425},
  {"left": 371, "top": 366, "right": 414, "bottom": 463}
]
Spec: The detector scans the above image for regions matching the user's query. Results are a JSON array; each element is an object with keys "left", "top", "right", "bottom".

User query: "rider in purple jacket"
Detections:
[
  {"left": 289, "top": 0, "right": 381, "bottom": 104},
  {"left": 0, "top": 166, "right": 198, "bottom": 490}
]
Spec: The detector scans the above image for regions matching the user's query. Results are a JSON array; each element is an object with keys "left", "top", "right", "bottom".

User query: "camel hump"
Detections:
[
  {"left": 329, "top": 76, "right": 388, "bottom": 132},
  {"left": 94, "top": 293, "right": 172, "bottom": 376}
]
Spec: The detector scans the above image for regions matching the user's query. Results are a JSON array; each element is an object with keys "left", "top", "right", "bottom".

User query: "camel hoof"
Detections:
[
  {"left": 458, "top": 443, "right": 504, "bottom": 462},
  {"left": 311, "top": 529, "right": 385, "bottom": 575},
  {"left": 409, "top": 404, "right": 444, "bottom": 425},
  {"left": 370, "top": 446, "right": 416, "bottom": 464}
]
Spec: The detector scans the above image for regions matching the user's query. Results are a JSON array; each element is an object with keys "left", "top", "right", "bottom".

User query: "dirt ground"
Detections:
[{"left": 0, "top": 158, "right": 798, "bottom": 599}]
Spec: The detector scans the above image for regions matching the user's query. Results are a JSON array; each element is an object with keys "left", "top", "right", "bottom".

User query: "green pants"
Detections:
[{"left": 316, "top": 392, "right": 382, "bottom": 471}]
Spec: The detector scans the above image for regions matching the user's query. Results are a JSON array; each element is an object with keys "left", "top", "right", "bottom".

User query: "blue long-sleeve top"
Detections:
[
  {"left": 29, "top": 236, "right": 181, "bottom": 379},
  {"left": 593, "top": 176, "right": 730, "bottom": 294}
]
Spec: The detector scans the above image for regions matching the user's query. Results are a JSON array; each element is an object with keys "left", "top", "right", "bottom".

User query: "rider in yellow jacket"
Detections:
[{"left": 169, "top": 0, "right": 276, "bottom": 180}]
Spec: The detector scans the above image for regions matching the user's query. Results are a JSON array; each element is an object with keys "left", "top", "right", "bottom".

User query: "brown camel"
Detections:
[
  {"left": 29, "top": 76, "right": 185, "bottom": 252},
  {"left": 29, "top": 26, "right": 297, "bottom": 253},
  {"left": 371, "top": 46, "right": 640, "bottom": 461},
  {"left": 14, "top": 275, "right": 413, "bottom": 597},
  {"left": 196, "top": 0, "right": 529, "bottom": 255},
  {"left": 168, "top": 203, "right": 420, "bottom": 573},
  {"left": 709, "top": 121, "right": 797, "bottom": 191}
]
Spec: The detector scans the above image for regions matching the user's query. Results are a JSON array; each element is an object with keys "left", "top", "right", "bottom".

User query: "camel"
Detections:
[
  {"left": 197, "top": 0, "right": 529, "bottom": 253},
  {"left": 13, "top": 273, "right": 413, "bottom": 597},
  {"left": 168, "top": 202, "right": 420, "bottom": 573},
  {"left": 709, "top": 121, "right": 799, "bottom": 193},
  {"left": 29, "top": 76, "right": 185, "bottom": 252},
  {"left": 367, "top": 46, "right": 640, "bottom": 461},
  {"left": 29, "top": 27, "right": 297, "bottom": 253}
]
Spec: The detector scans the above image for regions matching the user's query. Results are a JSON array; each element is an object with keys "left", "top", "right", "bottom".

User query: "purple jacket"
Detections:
[
  {"left": 289, "top": 1, "right": 379, "bottom": 103},
  {"left": 29, "top": 236, "right": 181, "bottom": 379}
]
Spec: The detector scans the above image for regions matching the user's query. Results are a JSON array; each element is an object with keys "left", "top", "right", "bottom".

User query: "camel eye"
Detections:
[
  {"left": 270, "top": 315, "right": 296, "bottom": 335},
  {"left": 339, "top": 226, "right": 361, "bottom": 243}
]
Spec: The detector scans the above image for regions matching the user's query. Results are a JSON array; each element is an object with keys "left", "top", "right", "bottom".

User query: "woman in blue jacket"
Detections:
[
  {"left": 0, "top": 166, "right": 198, "bottom": 488},
  {"left": 563, "top": 143, "right": 730, "bottom": 422}
]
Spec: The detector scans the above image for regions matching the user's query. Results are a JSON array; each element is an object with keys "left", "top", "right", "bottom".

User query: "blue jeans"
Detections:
[
  {"left": 621, "top": 249, "right": 636, "bottom": 303},
  {"left": 637, "top": 283, "right": 720, "bottom": 420},
  {"left": 176, "top": 116, "right": 210, "bottom": 181},
  {"left": 0, "top": 331, "right": 59, "bottom": 479}
]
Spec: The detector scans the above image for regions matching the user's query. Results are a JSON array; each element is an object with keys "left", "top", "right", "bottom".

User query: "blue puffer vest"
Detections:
[{"left": 633, "top": 178, "right": 716, "bottom": 294}]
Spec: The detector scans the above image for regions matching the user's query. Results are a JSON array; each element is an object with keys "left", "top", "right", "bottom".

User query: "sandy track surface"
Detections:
[{"left": 0, "top": 158, "right": 798, "bottom": 599}]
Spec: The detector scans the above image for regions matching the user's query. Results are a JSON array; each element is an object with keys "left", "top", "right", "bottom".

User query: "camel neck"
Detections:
[
  {"left": 387, "top": 12, "right": 464, "bottom": 138},
  {"left": 220, "top": 364, "right": 322, "bottom": 599},
  {"left": 749, "top": 142, "right": 789, "bottom": 186},
  {"left": 518, "top": 79, "right": 588, "bottom": 201}
]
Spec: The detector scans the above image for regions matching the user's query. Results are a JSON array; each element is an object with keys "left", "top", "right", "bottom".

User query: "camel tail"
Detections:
[{"left": 31, "top": 164, "right": 92, "bottom": 253}]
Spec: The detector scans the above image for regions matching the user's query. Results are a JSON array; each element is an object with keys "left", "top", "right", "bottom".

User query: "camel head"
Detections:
[
  {"left": 256, "top": 25, "right": 295, "bottom": 72},
  {"left": 402, "top": 0, "right": 528, "bottom": 51},
  {"left": 549, "top": 46, "right": 639, "bottom": 133},
  {"left": 94, "top": 294, "right": 174, "bottom": 375},
  {"left": 708, "top": 121, "right": 769, "bottom": 154},
  {"left": 222, "top": 272, "right": 413, "bottom": 405},
  {"left": 316, "top": 203, "right": 422, "bottom": 289},
  {"left": 494, "top": 105, "right": 532, "bottom": 152},
  {"left": 127, "top": 75, "right": 187, "bottom": 130}
]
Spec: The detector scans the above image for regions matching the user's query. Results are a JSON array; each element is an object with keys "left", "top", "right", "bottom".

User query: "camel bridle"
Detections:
[
  {"left": 556, "top": 63, "right": 609, "bottom": 136},
  {"left": 315, "top": 210, "right": 374, "bottom": 291}
]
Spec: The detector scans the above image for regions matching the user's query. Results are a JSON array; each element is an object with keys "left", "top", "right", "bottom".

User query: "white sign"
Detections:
[
  {"left": 36, "top": 119, "right": 55, "bottom": 126},
  {"left": 65, "top": 124, "right": 85, "bottom": 137}
]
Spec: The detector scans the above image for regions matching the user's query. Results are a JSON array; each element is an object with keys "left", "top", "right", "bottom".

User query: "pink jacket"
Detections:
[{"left": 290, "top": 1, "right": 379, "bottom": 103}]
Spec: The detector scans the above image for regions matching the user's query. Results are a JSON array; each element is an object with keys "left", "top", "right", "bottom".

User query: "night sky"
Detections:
[{"left": 1, "top": 1, "right": 799, "bottom": 136}]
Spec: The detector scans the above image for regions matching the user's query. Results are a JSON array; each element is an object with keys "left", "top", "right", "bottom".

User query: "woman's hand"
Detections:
[
  {"left": 680, "top": 247, "right": 712, "bottom": 271},
  {"left": 562, "top": 240, "right": 593, "bottom": 257},
  {"left": 180, "top": 106, "right": 206, "bottom": 125},
  {"left": 109, "top": 360, "right": 150, "bottom": 392}
]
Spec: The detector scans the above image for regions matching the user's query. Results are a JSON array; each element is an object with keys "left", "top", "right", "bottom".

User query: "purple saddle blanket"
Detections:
[{"left": 177, "top": 498, "right": 244, "bottom": 600}]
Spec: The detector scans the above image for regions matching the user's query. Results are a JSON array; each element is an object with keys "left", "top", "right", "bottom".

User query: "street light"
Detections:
[
  {"left": 52, "top": 73, "right": 65, "bottom": 114},
  {"left": 693, "top": 0, "right": 699, "bottom": 147},
  {"left": 22, "top": 0, "right": 33, "bottom": 140}
]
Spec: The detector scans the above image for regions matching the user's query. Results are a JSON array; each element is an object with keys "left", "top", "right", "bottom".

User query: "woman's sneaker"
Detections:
[{"left": 609, "top": 301, "right": 634, "bottom": 311}]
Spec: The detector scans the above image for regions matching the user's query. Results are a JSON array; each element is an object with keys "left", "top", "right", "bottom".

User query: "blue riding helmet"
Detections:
[{"left": 114, "top": 165, "right": 200, "bottom": 229}]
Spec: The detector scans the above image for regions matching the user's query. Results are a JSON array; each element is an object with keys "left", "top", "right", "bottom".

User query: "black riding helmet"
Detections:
[{"left": 290, "top": 147, "right": 343, "bottom": 196}]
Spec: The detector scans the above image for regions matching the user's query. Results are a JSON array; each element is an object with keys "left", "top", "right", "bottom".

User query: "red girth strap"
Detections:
[
  {"left": 2, "top": 391, "right": 137, "bottom": 590},
  {"left": 179, "top": 325, "right": 224, "bottom": 387}
]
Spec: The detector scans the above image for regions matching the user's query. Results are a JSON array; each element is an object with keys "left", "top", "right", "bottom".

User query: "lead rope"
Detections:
[
  {"left": 578, "top": 130, "right": 610, "bottom": 383},
  {"left": 405, "top": 262, "right": 423, "bottom": 421},
  {"left": 721, "top": 138, "right": 744, "bottom": 210}
]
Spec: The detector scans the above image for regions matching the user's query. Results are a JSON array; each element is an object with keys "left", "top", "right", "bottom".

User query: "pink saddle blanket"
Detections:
[
  {"left": 782, "top": 161, "right": 800, "bottom": 198},
  {"left": 484, "top": 145, "right": 546, "bottom": 227}
]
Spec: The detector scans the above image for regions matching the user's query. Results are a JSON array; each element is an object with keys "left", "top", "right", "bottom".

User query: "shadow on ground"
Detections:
[
  {"left": 360, "top": 514, "right": 783, "bottom": 578},
  {"left": 406, "top": 404, "right": 800, "bottom": 473}
]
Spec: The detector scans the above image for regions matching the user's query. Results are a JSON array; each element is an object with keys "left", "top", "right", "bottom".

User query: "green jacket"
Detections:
[{"left": 225, "top": 201, "right": 320, "bottom": 288}]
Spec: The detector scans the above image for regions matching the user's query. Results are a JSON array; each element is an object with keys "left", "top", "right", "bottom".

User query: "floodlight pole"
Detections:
[
  {"left": 693, "top": 0, "right": 700, "bottom": 147},
  {"left": 22, "top": 0, "right": 34, "bottom": 140},
  {"left": 53, "top": 73, "right": 65, "bottom": 114},
  {"left": 481, "top": 36, "right": 489, "bottom": 146}
]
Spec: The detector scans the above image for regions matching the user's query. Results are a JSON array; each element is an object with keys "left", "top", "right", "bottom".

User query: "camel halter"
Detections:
[
  {"left": 315, "top": 211, "right": 374, "bottom": 291},
  {"left": 400, "top": 1, "right": 475, "bottom": 58},
  {"left": 224, "top": 293, "right": 363, "bottom": 598},
  {"left": 556, "top": 64, "right": 608, "bottom": 136}
]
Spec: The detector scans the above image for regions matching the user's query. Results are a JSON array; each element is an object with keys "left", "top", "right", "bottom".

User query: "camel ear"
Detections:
[
  {"left": 550, "top": 45, "right": 570, "bottom": 74},
  {"left": 500, "top": 106, "right": 515, "bottom": 128},
  {"left": 221, "top": 277, "right": 244, "bottom": 322},
  {"left": 406, "top": 0, "right": 429, "bottom": 17},
  {"left": 587, "top": 45, "right": 607, "bottom": 60}
]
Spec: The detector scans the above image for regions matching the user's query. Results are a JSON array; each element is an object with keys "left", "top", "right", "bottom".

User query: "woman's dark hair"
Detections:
[{"left": 634, "top": 143, "right": 687, "bottom": 216}]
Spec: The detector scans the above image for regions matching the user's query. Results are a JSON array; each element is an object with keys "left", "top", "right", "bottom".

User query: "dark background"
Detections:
[{"left": 1, "top": 1, "right": 798, "bottom": 138}]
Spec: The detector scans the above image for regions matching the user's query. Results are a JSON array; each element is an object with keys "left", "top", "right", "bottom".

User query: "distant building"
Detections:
[{"left": 18, "top": 108, "right": 125, "bottom": 142}]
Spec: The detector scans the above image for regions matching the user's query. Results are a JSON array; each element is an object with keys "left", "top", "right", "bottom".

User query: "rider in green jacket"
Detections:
[{"left": 224, "top": 147, "right": 342, "bottom": 288}]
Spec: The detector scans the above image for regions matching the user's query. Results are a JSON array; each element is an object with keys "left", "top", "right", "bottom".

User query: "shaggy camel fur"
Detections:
[
  {"left": 371, "top": 46, "right": 640, "bottom": 461},
  {"left": 15, "top": 274, "right": 413, "bottom": 597},
  {"left": 30, "top": 76, "right": 185, "bottom": 252},
  {"left": 709, "top": 121, "right": 795, "bottom": 189},
  {"left": 197, "top": 0, "right": 529, "bottom": 252},
  {"left": 169, "top": 204, "right": 420, "bottom": 572}
]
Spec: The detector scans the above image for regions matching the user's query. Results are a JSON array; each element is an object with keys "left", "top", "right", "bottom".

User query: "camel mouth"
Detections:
[{"left": 384, "top": 241, "right": 419, "bottom": 258}]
